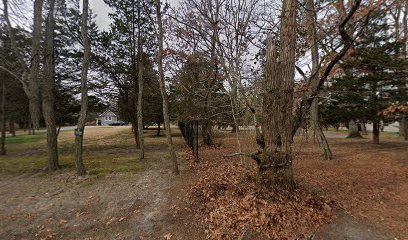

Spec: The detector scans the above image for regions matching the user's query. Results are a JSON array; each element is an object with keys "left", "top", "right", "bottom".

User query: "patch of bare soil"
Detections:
[{"left": 0, "top": 136, "right": 204, "bottom": 240}]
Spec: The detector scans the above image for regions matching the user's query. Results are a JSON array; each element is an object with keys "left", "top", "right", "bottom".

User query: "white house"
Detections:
[{"left": 96, "top": 110, "right": 119, "bottom": 126}]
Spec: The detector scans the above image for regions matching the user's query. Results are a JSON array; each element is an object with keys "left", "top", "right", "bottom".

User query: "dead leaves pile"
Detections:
[{"left": 187, "top": 149, "right": 334, "bottom": 239}]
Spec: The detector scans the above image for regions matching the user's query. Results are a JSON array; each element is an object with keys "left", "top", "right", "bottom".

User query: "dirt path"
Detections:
[
  {"left": 0, "top": 159, "right": 204, "bottom": 240},
  {"left": 0, "top": 128, "right": 205, "bottom": 240}
]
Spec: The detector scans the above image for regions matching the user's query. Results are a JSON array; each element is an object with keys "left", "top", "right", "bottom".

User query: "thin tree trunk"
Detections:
[
  {"left": 306, "top": 0, "right": 332, "bottom": 160},
  {"left": 137, "top": 0, "right": 144, "bottom": 160},
  {"left": 400, "top": 0, "right": 408, "bottom": 140},
  {"left": 372, "top": 119, "right": 380, "bottom": 144},
  {"left": 1, "top": 80, "right": 6, "bottom": 155},
  {"left": 258, "top": 0, "right": 297, "bottom": 190},
  {"left": 43, "top": 0, "right": 59, "bottom": 171},
  {"left": 157, "top": 120, "right": 161, "bottom": 136},
  {"left": 361, "top": 123, "right": 368, "bottom": 135},
  {"left": 155, "top": 0, "right": 179, "bottom": 174},
  {"left": 347, "top": 120, "right": 362, "bottom": 138},
  {"left": 28, "top": 0, "right": 43, "bottom": 131},
  {"left": 131, "top": 121, "right": 140, "bottom": 147},
  {"left": 9, "top": 121, "right": 15, "bottom": 137},
  {"left": 311, "top": 99, "right": 332, "bottom": 160},
  {"left": 74, "top": 0, "right": 91, "bottom": 176}
]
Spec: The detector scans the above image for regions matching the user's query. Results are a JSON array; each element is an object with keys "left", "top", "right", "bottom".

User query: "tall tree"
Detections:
[
  {"left": 42, "top": 0, "right": 60, "bottom": 170},
  {"left": 74, "top": 0, "right": 91, "bottom": 175},
  {"left": 155, "top": 0, "right": 179, "bottom": 174},
  {"left": 258, "top": 0, "right": 297, "bottom": 190},
  {"left": 2, "top": 0, "right": 43, "bottom": 132},
  {"left": 137, "top": 0, "right": 145, "bottom": 159}
]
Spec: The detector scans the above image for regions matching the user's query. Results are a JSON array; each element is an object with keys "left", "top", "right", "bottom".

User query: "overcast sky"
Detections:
[{"left": 89, "top": 0, "right": 180, "bottom": 31}]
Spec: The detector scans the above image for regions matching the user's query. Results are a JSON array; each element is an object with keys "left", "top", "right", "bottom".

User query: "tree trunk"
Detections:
[
  {"left": 361, "top": 123, "right": 368, "bottom": 135},
  {"left": 2, "top": 0, "right": 43, "bottom": 132},
  {"left": 74, "top": 0, "right": 91, "bottom": 176},
  {"left": 155, "top": 0, "right": 179, "bottom": 174},
  {"left": 157, "top": 121, "right": 161, "bottom": 136},
  {"left": 372, "top": 119, "right": 380, "bottom": 144},
  {"left": 1, "top": 80, "right": 6, "bottom": 155},
  {"left": 311, "top": 99, "right": 332, "bottom": 160},
  {"left": 306, "top": 0, "right": 332, "bottom": 160},
  {"left": 258, "top": 0, "right": 297, "bottom": 191},
  {"left": 43, "top": 0, "right": 59, "bottom": 171},
  {"left": 137, "top": 0, "right": 144, "bottom": 160},
  {"left": 347, "top": 120, "right": 362, "bottom": 138},
  {"left": 9, "top": 121, "right": 15, "bottom": 137},
  {"left": 400, "top": 0, "right": 408, "bottom": 140},
  {"left": 131, "top": 121, "right": 140, "bottom": 147},
  {"left": 28, "top": 0, "right": 44, "bottom": 131}
]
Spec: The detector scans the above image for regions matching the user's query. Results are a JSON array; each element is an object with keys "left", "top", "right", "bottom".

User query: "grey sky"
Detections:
[{"left": 89, "top": 0, "right": 180, "bottom": 31}]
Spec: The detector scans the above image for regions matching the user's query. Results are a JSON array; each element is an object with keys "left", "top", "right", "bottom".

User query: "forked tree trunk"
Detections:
[
  {"left": 155, "top": 0, "right": 179, "bottom": 174},
  {"left": 43, "top": 0, "right": 59, "bottom": 171},
  {"left": 137, "top": 0, "right": 144, "bottom": 160},
  {"left": 311, "top": 99, "right": 332, "bottom": 160},
  {"left": 347, "top": 120, "right": 362, "bottom": 138},
  {"left": 258, "top": 0, "right": 296, "bottom": 190},
  {"left": 1, "top": 80, "right": 6, "bottom": 155},
  {"left": 306, "top": 0, "right": 332, "bottom": 160},
  {"left": 74, "top": 0, "right": 91, "bottom": 176},
  {"left": 2, "top": 0, "right": 43, "bottom": 132}
]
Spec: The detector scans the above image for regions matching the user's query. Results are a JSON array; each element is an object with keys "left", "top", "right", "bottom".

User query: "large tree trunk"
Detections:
[
  {"left": 74, "top": 0, "right": 91, "bottom": 176},
  {"left": 137, "top": 0, "right": 145, "bottom": 160},
  {"left": 258, "top": 0, "right": 296, "bottom": 191},
  {"left": 28, "top": 0, "right": 44, "bottom": 131},
  {"left": 43, "top": 0, "right": 59, "bottom": 171},
  {"left": 155, "top": 0, "right": 179, "bottom": 174},
  {"left": 1, "top": 80, "right": 6, "bottom": 155},
  {"left": 347, "top": 120, "right": 362, "bottom": 138}
]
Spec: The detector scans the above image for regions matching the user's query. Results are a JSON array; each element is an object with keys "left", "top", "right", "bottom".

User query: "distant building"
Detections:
[{"left": 96, "top": 110, "right": 119, "bottom": 126}]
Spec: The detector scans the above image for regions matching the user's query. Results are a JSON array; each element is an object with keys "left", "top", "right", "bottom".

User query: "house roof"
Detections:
[{"left": 98, "top": 110, "right": 117, "bottom": 117}]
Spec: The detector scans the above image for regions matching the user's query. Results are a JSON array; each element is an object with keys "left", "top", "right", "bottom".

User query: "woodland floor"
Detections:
[{"left": 0, "top": 127, "right": 407, "bottom": 239}]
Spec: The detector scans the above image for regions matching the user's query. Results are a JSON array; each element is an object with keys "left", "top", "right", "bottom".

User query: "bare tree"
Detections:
[
  {"left": 2, "top": 0, "right": 43, "bottom": 132},
  {"left": 306, "top": 0, "right": 332, "bottom": 160},
  {"left": 155, "top": 0, "right": 179, "bottom": 174},
  {"left": 137, "top": 0, "right": 145, "bottom": 159},
  {"left": 42, "top": 0, "right": 59, "bottom": 170},
  {"left": 256, "top": 0, "right": 297, "bottom": 190},
  {"left": 74, "top": 0, "right": 91, "bottom": 176}
]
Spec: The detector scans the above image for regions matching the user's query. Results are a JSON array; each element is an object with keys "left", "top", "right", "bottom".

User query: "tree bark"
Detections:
[
  {"left": 137, "top": 0, "right": 145, "bottom": 160},
  {"left": 74, "top": 0, "right": 91, "bottom": 176},
  {"left": 9, "top": 121, "right": 15, "bottom": 137},
  {"left": 347, "top": 120, "right": 362, "bottom": 138},
  {"left": 157, "top": 120, "right": 161, "bottom": 136},
  {"left": 155, "top": 0, "right": 179, "bottom": 174},
  {"left": 311, "top": 99, "right": 332, "bottom": 160},
  {"left": 42, "top": 0, "right": 59, "bottom": 171},
  {"left": 2, "top": 0, "right": 43, "bottom": 132},
  {"left": 1, "top": 80, "right": 6, "bottom": 155},
  {"left": 28, "top": 0, "right": 43, "bottom": 130},
  {"left": 258, "top": 0, "right": 297, "bottom": 191},
  {"left": 400, "top": 0, "right": 408, "bottom": 140},
  {"left": 372, "top": 119, "right": 380, "bottom": 144},
  {"left": 306, "top": 0, "right": 332, "bottom": 160}
]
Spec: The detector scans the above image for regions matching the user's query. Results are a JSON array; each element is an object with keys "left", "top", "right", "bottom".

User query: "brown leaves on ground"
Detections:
[{"left": 187, "top": 145, "right": 334, "bottom": 239}]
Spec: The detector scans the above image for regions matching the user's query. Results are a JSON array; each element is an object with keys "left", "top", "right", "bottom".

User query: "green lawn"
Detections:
[{"left": 0, "top": 127, "right": 182, "bottom": 176}]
